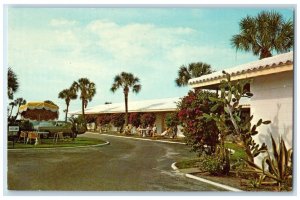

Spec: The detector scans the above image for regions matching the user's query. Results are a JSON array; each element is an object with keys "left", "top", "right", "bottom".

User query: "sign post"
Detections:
[{"left": 8, "top": 126, "right": 19, "bottom": 148}]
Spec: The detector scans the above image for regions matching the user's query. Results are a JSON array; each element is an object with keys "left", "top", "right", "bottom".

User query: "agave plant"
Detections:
[{"left": 246, "top": 134, "right": 293, "bottom": 191}]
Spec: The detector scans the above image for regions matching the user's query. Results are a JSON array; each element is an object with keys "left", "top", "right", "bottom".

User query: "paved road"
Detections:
[{"left": 7, "top": 133, "right": 223, "bottom": 192}]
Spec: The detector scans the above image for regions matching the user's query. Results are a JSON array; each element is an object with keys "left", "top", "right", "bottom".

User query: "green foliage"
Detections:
[
  {"left": 69, "top": 115, "right": 86, "bottom": 139},
  {"left": 246, "top": 135, "right": 293, "bottom": 191},
  {"left": 110, "top": 72, "right": 141, "bottom": 125},
  {"left": 165, "top": 112, "right": 179, "bottom": 127},
  {"left": 204, "top": 71, "right": 270, "bottom": 163},
  {"left": 178, "top": 90, "right": 220, "bottom": 155},
  {"left": 8, "top": 67, "right": 19, "bottom": 100},
  {"left": 201, "top": 151, "right": 230, "bottom": 176},
  {"left": 19, "top": 120, "right": 34, "bottom": 131},
  {"left": 175, "top": 62, "right": 213, "bottom": 87},
  {"left": 231, "top": 10, "right": 294, "bottom": 59}
]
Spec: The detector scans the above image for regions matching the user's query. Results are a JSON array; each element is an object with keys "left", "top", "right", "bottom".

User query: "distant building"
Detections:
[
  {"left": 189, "top": 52, "right": 294, "bottom": 154},
  {"left": 69, "top": 97, "right": 184, "bottom": 136}
]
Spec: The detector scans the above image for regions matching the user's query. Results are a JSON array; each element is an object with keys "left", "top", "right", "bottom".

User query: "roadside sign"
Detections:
[{"left": 9, "top": 126, "right": 19, "bottom": 132}]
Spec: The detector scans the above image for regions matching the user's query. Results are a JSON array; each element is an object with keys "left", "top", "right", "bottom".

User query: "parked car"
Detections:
[{"left": 34, "top": 121, "right": 86, "bottom": 138}]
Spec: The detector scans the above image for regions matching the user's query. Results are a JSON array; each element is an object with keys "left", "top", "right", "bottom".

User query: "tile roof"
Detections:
[{"left": 189, "top": 51, "right": 293, "bottom": 85}]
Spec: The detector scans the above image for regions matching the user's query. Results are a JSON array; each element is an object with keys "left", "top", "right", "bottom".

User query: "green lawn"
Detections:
[
  {"left": 8, "top": 137, "right": 106, "bottom": 149},
  {"left": 176, "top": 142, "right": 247, "bottom": 169}
]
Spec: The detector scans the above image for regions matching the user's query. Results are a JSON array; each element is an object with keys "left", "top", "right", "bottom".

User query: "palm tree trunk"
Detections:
[
  {"left": 65, "top": 104, "right": 69, "bottom": 122},
  {"left": 124, "top": 89, "right": 129, "bottom": 126},
  {"left": 82, "top": 99, "right": 87, "bottom": 129},
  {"left": 9, "top": 105, "right": 14, "bottom": 118}
]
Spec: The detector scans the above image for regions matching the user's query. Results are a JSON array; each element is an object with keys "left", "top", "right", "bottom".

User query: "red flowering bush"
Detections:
[
  {"left": 96, "top": 114, "right": 111, "bottom": 126},
  {"left": 140, "top": 113, "right": 156, "bottom": 126},
  {"left": 178, "top": 90, "right": 220, "bottom": 155},
  {"left": 110, "top": 113, "right": 125, "bottom": 129},
  {"left": 129, "top": 112, "right": 141, "bottom": 127}
]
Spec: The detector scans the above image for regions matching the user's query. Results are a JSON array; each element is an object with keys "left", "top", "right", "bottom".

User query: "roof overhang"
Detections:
[
  {"left": 189, "top": 51, "right": 294, "bottom": 90},
  {"left": 190, "top": 63, "right": 293, "bottom": 89}
]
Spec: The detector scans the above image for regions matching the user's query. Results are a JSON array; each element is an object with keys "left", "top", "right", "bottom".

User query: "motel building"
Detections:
[
  {"left": 70, "top": 97, "right": 185, "bottom": 137},
  {"left": 188, "top": 51, "right": 294, "bottom": 160}
]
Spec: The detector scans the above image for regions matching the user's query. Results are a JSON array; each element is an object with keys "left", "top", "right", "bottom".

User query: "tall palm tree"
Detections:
[
  {"left": 111, "top": 72, "right": 141, "bottom": 126},
  {"left": 58, "top": 87, "right": 78, "bottom": 122},
  {"left": 72, "top": 78, "right": 96, "bottom": 125},
  {"left": 231, "top": 11, "right": 294, "bottom": 59},
  {"left": 175, "top": 62, "right": 213, "bottom": 87},
  {"left": 8, "top": 67, "right": 19, "bottom": 100},
  {"left": 13, "top": 98, "right": 26, "bottom": 120}
]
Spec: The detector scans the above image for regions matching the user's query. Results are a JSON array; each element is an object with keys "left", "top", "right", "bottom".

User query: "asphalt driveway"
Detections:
[{"left": 7, "top": 132, "right": 223, "bottom": 192}]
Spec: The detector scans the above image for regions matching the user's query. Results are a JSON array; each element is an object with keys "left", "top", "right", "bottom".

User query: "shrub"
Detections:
[
  {"left": 165, "top": 112, "right": 179, "bottom": 127},
  {"left": 201, "top": 153, "right": 230, "bottom": 176},
  {"left": 129, "top": 112, "right": 141, "bottom": 127},
  {"left": 85, "top": 115, "right": 97, "bottom": 123},
  {"left": 19, "top": 120, "right": 34, "bottom": 131},
  {"left": 96, "top": 114, "right": 111, "bottom": 126},
  {"left": 110, "top": 113, "right": 125, "bottom": 129},
  {"left": 177, "top": 90, "right": 220, "bottom": 155},
  {"left": 140, "top": 113, "right": 156, "bottom": 126}
]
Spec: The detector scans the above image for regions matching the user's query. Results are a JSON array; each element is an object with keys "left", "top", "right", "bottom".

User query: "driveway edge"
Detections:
[
  {"left": 100, "top": 133, "right": 186, "bottom": 144},
  {"left": 7, "top": 141, "right": 110, "bottom": 151},
  {"left": 171, "top": 162, "right": 243, "bottom": 192}
]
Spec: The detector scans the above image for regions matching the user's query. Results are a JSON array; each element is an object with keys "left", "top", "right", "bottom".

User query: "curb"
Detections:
[
  {"left": 171, "top": 162, "right": 243, "bottom": 192},
  {"left": 100, "top": 133, "right": 186, "bottom": 145},
  {"left": 7, "top": 141, "right": 110, "bottom": 152}
]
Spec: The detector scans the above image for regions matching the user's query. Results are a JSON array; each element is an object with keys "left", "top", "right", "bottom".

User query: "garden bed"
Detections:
[{"left": 175, "top": 142, "right": 291, "bottom": 192}]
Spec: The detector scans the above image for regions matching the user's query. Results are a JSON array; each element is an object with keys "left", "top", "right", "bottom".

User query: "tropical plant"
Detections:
[
  {"left": 68, "top": 115, "right": 86, "bottom": 140},
  {"left": 13, "top": 98, "right": 26, "bottom": 121},
  {"left": 8, "top": 67, "right": 19, "bottom": 100},
  {"left": 178, "top": 90, "right": 219, "bottom": 155},
  {"left": 110, "top": 72, "right": 141, "bottom": 126},
  {"left": 201, "top": 152, "right": 230, "bottom": 176},
  {"left": 110, "top": 113, "right": 125, "bottom": 132},
  {"left": 231, "top": 10, "right": 294, "bottom": 59},
  {"left": 8, "top": 98, "right": 26, "bottom": 122},
  {"left": 129, "top": 112, "right": 141, "bottom": 127},
  {"left": 204, "top": 71, "right": 271, "bottom": 163},
  {"left": 58, "top": 87, "right": 77, "bottom": 122},
  {"left": 96, "top": 114, "right": 112, "bottom": 126},
  {"left": 19, "top": 120, "right": 34, "bottom": 131},
  {"left": 165, "top": 112, "right": 179, "bottom": 128},
  {"left": 175, "top": 62, "right": 213, "bottom": 87},
  {"left": 72, "top": 78, "right": 96, "bottom": 126},
  {"left": 140, "top": 113, "right": 156, "bottom": 126},
  {"left": 246, "top": 135, "right": 293, "bottom": 191}
]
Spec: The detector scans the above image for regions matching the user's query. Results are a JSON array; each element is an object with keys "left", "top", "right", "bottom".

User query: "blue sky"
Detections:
[{"left": 7, "top": 6, "right": 294, "bottom": 120}]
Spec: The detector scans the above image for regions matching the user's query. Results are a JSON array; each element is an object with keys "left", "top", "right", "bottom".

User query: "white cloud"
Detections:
[
  {"left": 87, "top": 20, "right": 196, "bottom": 62},
  {"left": 50, "top": 19, "right": 77, "bottom": 27}
]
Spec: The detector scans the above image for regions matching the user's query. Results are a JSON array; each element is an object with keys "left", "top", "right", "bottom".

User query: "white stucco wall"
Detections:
[{"left": 251, "top": 71, "right": 293, "bottom": 154}]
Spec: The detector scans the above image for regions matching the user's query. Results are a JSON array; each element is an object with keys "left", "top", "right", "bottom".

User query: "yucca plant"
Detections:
[{"left": 246, "top": 134, "right": 293, "bottom": 191}]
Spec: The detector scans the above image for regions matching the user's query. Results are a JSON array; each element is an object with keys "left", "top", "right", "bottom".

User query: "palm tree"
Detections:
[
  {"left": 58, "top": 87, "right": 78, "bottom": 122},
  {"left": 8, "top": 101, "right": 16, "bottom": 119},
  {"left": 8, "top": 67, "right": 19, "bottom": 100},
  {"left": 111, "top": 72, "right": 141, "bottom": 126},
  {"left": 175, "top": 62, "right": 213, "bottom": 87},
  {"left": 72, "top": 78, "right": 96, "bottom": 125},
  {"left": 8, "top": 97, "right": 26, "bottom": 121},
  {"left": 231, "top": 11, "right": 294, "bottom": 59},
  {"left": 13, "top": 98, "right": 26, "bottom": 120}
]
